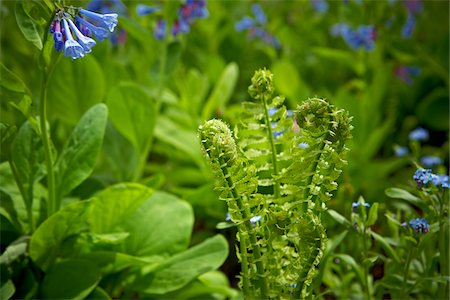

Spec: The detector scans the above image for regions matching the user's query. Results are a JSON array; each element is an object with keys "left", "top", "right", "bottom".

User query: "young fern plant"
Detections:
[{"left": 199, "top": 69, "right": 352, "bottom": 299}]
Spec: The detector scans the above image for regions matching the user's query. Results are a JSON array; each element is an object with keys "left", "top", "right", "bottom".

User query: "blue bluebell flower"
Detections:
[
  {"left": 67, "top": 18, "right": 96, "bottom": 53},
  {"left": 235, "top": 4, "right": 280, "bottom": 49},
  {"left": 394, "top": 65, "right": 420, "bottom": 85},
  {"left": 394, "top": 145, "right": 409, "bottom": 157},
  {"left": 87, "top": 0, "right": 128, "bottom": 45},
  {"left": 331, "top": 23, "right": 376, "bottom": 51},
  {"left": 136, "top": 4, "right": 161, "bottom": 16},
  {"left": 352, "top": 201, "right": 370, "bottom": 212},
  {"left": 404, "top": 0, "right": 423, "bottom": 15},
  {"left": 420, "top": 155, "right": 442, "bottom": 168},
  {"left": 311, "top": 0, "right": 329, "bottom": 13},
  {"left": 62, "top": 18, "right": 85, "bottom": 60},
  {"left": 155, "top": 20, "right": 166, "bottom": 40},
  {"left": 76, "top": 16, "right": 110, "bottom": 41},
  {"left": 51, "top": 19, "right": 65, "bottom": 52},
  {"left": 408, "top": 218, "right": 429, "bottom": 234},
  {"left": 251, "top": 4, "right": 267, "bottom": 24},
  {"left": 250, "top": 215, "right": 262, "bottom": 225},
  {"left": 408, "top": 127, "right": 429, "bottom": 141},
  {"left": 401, "top": 13, "right": 416, "bottom": 38},
  {"left": 79, "top": 8, "right": 118, "bottom": 32}
]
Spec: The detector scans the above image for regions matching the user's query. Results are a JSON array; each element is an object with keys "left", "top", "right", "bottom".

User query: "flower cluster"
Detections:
[
  {"left": 50, "top": 7, "right": 118, "bottom": 59},
  {"left": 86, "top": 0, "right": 127, "bottom": 45},
  {"left": 352, "top": 201, "right": 370, "bottom": 212},
  {"left": 137, "top": 0, "right": 208, "bottom": 40},
  {"left": 408, "top": 218, "right": 429, "bottom": 234},
  {"left": 394, "top": 65, "right": 421, "bottom": 85},
  {"left": 413, "top": 169, "right": 449, "bottom": 189},
  {"left": 235, "top": 4, "right": 281, "bottom": 49},
  {"left": 331, "top": 23, "right": 376, "bottom": 51},
  {"left": 420, "top": 155, "right": 442, "bottom": 168}
]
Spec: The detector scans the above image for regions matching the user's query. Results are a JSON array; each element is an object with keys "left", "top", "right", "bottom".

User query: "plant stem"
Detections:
[
  {"left": 438, "top": 191, "right": 449, "bottom": 300},
  {"left": 40, "top": 70, "right": 56, "bottom": 217},
  {"left": 261, "top": 94, "right": 280, "bottom": 198},
  {"left": 219, "top": 156, "right": 269, "bottom": 299},
  {"left": 400, "top": 247, "right": 414, "bottom": 299},
  {"left": 361, "top": 226, "right": 372, "bottom": 300}
]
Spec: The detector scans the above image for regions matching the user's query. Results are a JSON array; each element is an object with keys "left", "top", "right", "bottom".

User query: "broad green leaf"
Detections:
[
  {"left": 106, "top": 82, "right": 156, "bottom": 153},
  {"left": 86, "top": 287, "right": 111, "bottom": 300},
  {"left": 88, "top": 183, "right": 153, "bottom": 233},
  {"left": 311, "top": 47, "right": 364, "bottom": 75},
  {"left": 11, "top": 121, "right": 45, "bottom": 208},
  {"left": 89, "top": 232, "right": 130, "bottom": 245},
  {"left": 370, "top": 231, "right": 401, "bottom": 263},
  {"left": 202, "top": 62, "right": 238, "bottom": 119},
  {"left": 0, "top": 236, "right": 28, "bottom": 265},
  {"left": 366, "top": 203, "right": 379, "bottom": 227},
  {"left": 41, "top": 259, "right": 101, "bottom": 300},
  {"left": 0, "top": 62, "right": 30, "bottom": 94},
  {"left": 334, "top": 254, "right": 365, "bottom": 286},
  {"left": 55, "top": 104, "right": 108, "bottom": 201},
  {"left": 123, "top": 191, "right": 194, "bottom": 257},
  {"left": 154, "top": 116, "right": 203, "bottom": 166},
  {"left": 8, "top": 95, "right": 39, "bottom": 133},
  {"left": 0, "top": 280, "right": 15, "bottom": 300},
  {"left": 14, "top": 2, "right": 43, "bottom": 50},
  {"left": 327, "top": 209, "right": 351, "bottom": 227},
  {"left": 272, "top": 59, "right": 306, "bottom": 102},
  {"left": 178, "top": 68, "right": 210, "bottom": 117},
  {"left": 133, "top": 234, "right": 229, "bottom": 294},
  {"left": 47, "top": 56, "right": 105, "bottom": 125},
  {"left": 385, "top": 188, "right": 427, "bottom": 211},
  {"left": 0, "top": 190, "right": 21, "bottom": 232},
  {"left": 29, "top": 200, "right": 91, "bottom": 270}
]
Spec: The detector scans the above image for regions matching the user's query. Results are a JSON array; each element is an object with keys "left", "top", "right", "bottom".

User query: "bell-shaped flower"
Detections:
[
  {"left": 76, "top": 16, "right": 110, "bottom": 41},
  {"left": 52, "top": 19, "right": 64, "bottom": 52},
  {"left": 79, "top": 8, "right": 118, "bottom": 32},
  {"left": 136, "top": 4, "right": 160, "bottom": 16},
  {"left": 155, "top": 20, "right": 166, "bottom": 40},
  {"left": 67, "top": 18, "right": 96, "bottom": 53},
  {"left": 62, "top": 19, "right": 85, "bottom": 59}
]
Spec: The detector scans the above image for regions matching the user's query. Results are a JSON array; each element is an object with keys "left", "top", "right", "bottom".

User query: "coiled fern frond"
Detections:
[{"left": 199, "top": 69, "right": 352, "bottom": 299}]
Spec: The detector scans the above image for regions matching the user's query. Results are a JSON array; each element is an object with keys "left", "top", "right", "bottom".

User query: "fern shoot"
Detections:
[{"left": 199, "top": 69, "right": 352, "bottom": 299}]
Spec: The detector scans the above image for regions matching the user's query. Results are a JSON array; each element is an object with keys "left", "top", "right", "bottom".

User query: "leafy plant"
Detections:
[{"left": 199, "top": 69, "right": 352, "bottom": 298}]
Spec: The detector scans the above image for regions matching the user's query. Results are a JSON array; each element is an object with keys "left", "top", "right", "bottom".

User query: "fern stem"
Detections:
[
  {"left": 302, "top": 140, "right": 327, "bottom": 212},
  {"left": 218, "top": 156, "right": 269, "bottom": 298},
  {"left": 262, "top": 94, "right": 280, "bottom": 198}
]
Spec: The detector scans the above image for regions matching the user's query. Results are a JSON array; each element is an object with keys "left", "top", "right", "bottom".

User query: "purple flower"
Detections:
[
  {"left": 62, "top": 18, "right": 85, "bottom": 60},
  {"left": 311, "top": 0, "right": 329, "bottom": 13},
  {"left": 420, "top": 155, "right": 442, "bottom": 168},
  {"left": 51, "top": 19, "right": 64, "bottom": 52},
  {"left": 404, "top": 0, "right": 423, "bottom": 15},
  {"left": 87, "top": 0, "right": 128, "bottom": 45},
  {"left": 394, "top": 65, "right": 421, "bottom": 85},
  {"left": 235, "top": 16, "right": 254, "bottom": 32},
  {"left": 79, "top": 8, "right": 118, "bottom": 32},
  {"left": 409, "top": 127, "right": 429, "bottom": 141},
  {"left": 332, "top": 23, "right": 376, "bottom": 51},
  {"left": 408, "top": 218, "right": 429, "bottom": 234},
  {"left": 136, "top": 4, "right": 161, "bottom": 16}
]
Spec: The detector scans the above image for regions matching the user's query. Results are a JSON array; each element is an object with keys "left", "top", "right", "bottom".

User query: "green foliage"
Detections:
[{"left": 199, "top": 69, "right": 352, "bottom": 298}]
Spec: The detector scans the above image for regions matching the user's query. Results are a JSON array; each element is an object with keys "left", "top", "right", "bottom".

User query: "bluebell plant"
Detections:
[
  {"left": 86, "top": 0, "right": 127, "bottom": 45},
  {"left": 394, "top": 65, "right": 421, "bottom": 85},
  {"left": 235, "top": 4, "right": 281, "bottom": 49},
  {"left": 331, "top": 23, "right": 376, "bottom": 51},
  {"left": 50, "top": 6, "right": 118, "bottom": 59},
  {"left": 199, "top": 69, "right": 352, "bottom": 298},
  {"left": 137, "top": 0, "right": 208, "bottom": 40}
]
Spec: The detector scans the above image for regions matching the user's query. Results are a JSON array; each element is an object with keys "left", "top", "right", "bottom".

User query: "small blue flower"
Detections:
[
  {"left": 87, "top": 0, "right": 128, "bottom": 45},
  {"left": 136, "top": 4, "right": 161, "bottom": 16},
  {"left": 413, "top": 168, "right": 434, "bottom": 187},
  {"left": 394, "top": 145, "right": 409, "bottom": 157},
  {"left": 51, "top": 19, "right": 64, "bottom": 52},
  {"left": 409, "top": 127, "right": 429, "bottom": 141},
  {"left": 251, "top": 4, "right": 267, "bottom": 24},
  {"left": 62, "top": 18, "right": 85, "bottom": 60},
  {"left": 155, "top": 20, "right": 166, "bottom": 40},
  {"left": 250, "top": 215, "right": 262, "bottom": 225},
  {"left": 311, "top": 0, "right": 329, "bottom": 13},
  {"left": 352, "top": 201, "right": 370, "bottom": 212},
  {"left": 235, "top": 16, "right": 254, "bottom": 32},
  {"left": 332, "top": 23, "right": 376, "bottom": 51},
  {"left": 394, "top": 65, "right": 421, "bottom": 85},
  {"left": 420, "top": 155, "right": 442, "bottom": 168},
  {"left": 67, "top": 18, "right": 96, "bottom": 53},
  {"left": 79, "top": 8, "right": 118, "bottom": 32},
  {"left": 402, "top": 13, "right": 416, "bottom": 39},
  {"left": 409, "top": 218, "right": 429, "bottom": 234},
  {"left": 290, "top": 283, "right": 298, "bottom": 288},
  {"left": 404, "top": 0, "right": 423, "bottom": 15},
  {"left": 77, "top": 16, "right": 110, "bottom": 41},
  {"left": 225, "top": 212, "right": 231, "bottom": 222},
  {"left": 299, "top": 142, "right": 309, "bottom": 149},
  {"left": 432, "top": 174, "right": 449, "bottom": 189}
]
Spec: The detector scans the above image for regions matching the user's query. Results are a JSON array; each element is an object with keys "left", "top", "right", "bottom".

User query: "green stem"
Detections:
[
  {"left": 238, "top": 224, "right": 251, "bottom": 296},
  {"left": 438, "top": 191, "right": 449, "bottom": 300},
  {"left": 361, "top": 226, "right": 372, "bottom": 300},
  {"left": 40, "top": 70, "right": 56, "bottom": 217},
  {"left": 400, "top": 247, "right": 414, "bottom": 299},
  {"left": 262, "top": 95, "right": 280, "bottom": 198},
  {"left": 219, "top": 157, "right": 269, "bottom": 298},
  {"left": 133, "top": 38, "right": 168, "bottom": 181}
]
